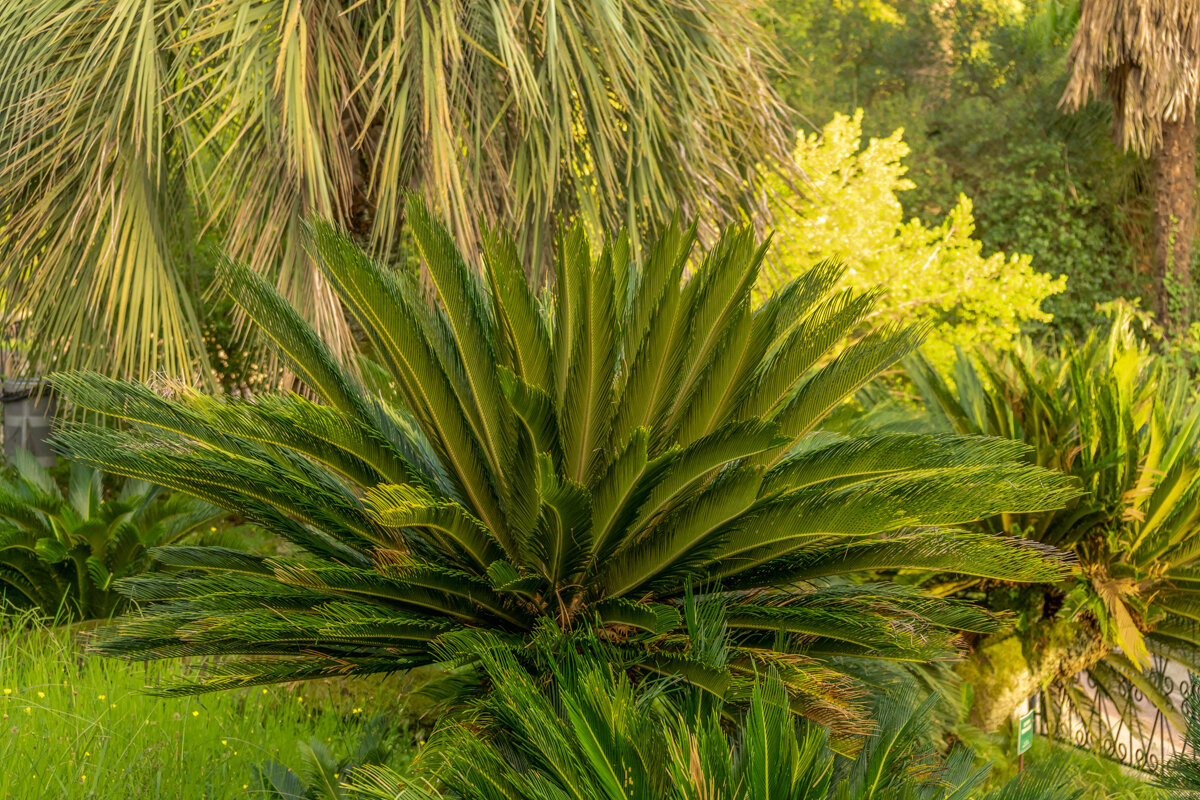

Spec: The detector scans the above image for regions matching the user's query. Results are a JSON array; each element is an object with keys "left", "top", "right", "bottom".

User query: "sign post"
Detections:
[{"left": 1016, "top": 708, "right": 1035, "bottom": 778}]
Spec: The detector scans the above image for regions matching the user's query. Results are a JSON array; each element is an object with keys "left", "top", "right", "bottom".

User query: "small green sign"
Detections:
[{"left": 1016, "top": 709, "right": 1035, "bottom": 755}]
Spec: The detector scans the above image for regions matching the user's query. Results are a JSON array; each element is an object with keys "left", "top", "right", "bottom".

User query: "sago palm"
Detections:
[
  {"left": 875, "top": 306, "right": 1200, "bottom": 731},
  {"left": 52, "top": 202, "right": 1078, "bottom": 731},
  {"left": 0, "top": 0, "right": 796, "bottom": 382},
  {"left": 352, "top": 631, "right": 1083, "bottom": 800},
  {"left": 0, "top": 450, "right": 226, "bottom": 621}
]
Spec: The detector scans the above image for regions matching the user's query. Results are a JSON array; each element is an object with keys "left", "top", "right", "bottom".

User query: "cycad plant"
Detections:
[
  {"left": 0, "top": 450, "right": 226, "bottom": 621},
  {"left": 352, "top": 632, "right": 1083, "bottom": 800},
  {"left": 255, "top": 714, "right": 402, "bottom": 800},
  {"left": 878, "top": 306, "right": 1200, "bottom": 730},
  {"left": 53, "top": 202, "right": 1078, "bottom": 731}
]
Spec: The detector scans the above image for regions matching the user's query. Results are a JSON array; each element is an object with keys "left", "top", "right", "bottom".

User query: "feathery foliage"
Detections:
[
  {"left": 874, "top": 305, "right": 1200, "bottom": 728},
  {"left": 0, "top": 450, "right": 226, "bottom": 621},
  {"left": 1156, "top": 689, "right": 1200, "bottom": 793},
  {"left": 0, "top": 0, "right": 796, "bottom": 382},
  {"left": 350, "top": 634, "right": 1083, "bottom": 800},
  {"left": 53, "top": 204, "right": 1079, "bottom": 732}
]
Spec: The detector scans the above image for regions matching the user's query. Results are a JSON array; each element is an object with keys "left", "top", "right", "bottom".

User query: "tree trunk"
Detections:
[
  {"left": 958, "top": 619, "right": 1109, "bottom": 732},
  {"left": 1152, "top": 113, "right": 1198, "bottom": 333}
]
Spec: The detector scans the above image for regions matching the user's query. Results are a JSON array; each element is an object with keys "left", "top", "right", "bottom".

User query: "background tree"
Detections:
[
  {"left": 1060, "top": 0, "right": 1200, "bottom": 331},
  {"left": 763, "top": 110, "right": 1065, "bottom": 365},
  {"left": 766, "top": 0, "right": 1151, "bottom": 340},
  {"left": 0, "top": 0, "right": 796, "bottom": 383}
]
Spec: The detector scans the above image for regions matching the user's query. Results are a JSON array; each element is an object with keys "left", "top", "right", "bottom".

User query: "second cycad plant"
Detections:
[{"left": 53, "top": 200, "right": 1077, "bottom": 733}]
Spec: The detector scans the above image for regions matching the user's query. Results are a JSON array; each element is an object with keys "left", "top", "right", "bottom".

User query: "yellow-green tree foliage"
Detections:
[{"left": 766, "top": 111, "right": 1065, "bottom": 363}]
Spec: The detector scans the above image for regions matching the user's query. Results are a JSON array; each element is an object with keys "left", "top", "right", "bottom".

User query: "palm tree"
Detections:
[
  {"left": 0, "top": 0, "right": 797, "bottom": 383},
  {"left": 51, "top": 204, "right": 1078, "bottom": 733},
  {"left": 351, "top": 630, "right": 1083, "bottom": 800},
  {"left": 1060, "top": 0, "right": 1200, "bottom": 331},
  {"left": 874, "top": 307, "right": 1200, "bottom": 731},
  {"left": 0, "top": 450, "right": 227, "bottom": 621}
]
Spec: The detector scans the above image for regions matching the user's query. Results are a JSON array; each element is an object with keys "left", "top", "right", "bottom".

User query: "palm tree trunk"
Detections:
[
  {"left": 958, "top": 619, "right": 1109, "bottom": 732},
  {"left": 1152, "top": 113, "right": 1198, "bottom": 332}
]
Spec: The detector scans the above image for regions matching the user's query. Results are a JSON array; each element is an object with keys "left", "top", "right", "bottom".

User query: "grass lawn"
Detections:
[
  {"left": 1, "top": 611, "right": 1172, "bottom": 800},
  {"left": 0, "top": 614, "right": 417, "bottom": 799}
]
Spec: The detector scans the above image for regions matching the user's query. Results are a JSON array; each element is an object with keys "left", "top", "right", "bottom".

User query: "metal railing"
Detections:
[{"left": 1038, "top": 653, "right": 1196, "bottom": 771}]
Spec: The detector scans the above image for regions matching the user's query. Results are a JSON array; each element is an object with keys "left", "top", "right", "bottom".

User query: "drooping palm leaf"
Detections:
[{"left": 0, "top": 0, "right": 798, "bottom": 382}]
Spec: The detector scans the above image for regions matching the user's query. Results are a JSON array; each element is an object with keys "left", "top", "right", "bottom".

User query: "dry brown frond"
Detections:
[{"left": 1061, "top": 0, "right": 1200, "bottom": 155}]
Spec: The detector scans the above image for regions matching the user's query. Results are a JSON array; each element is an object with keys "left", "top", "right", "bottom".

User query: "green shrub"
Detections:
[
  {"left": 766, "top": 110, "right": 1064, "bottom": 363},
  {"left": 351, "top": 632, "right": 1083, "bottom": 800},
  {"left": 0, "top": 451, "right": 227, "bottom": 621},
  {"left": 768, "top": 0, "right": 1154, "bottom": 338},
  {"left": 53, "top": 203, "right": 1077, "bottom": 735}
]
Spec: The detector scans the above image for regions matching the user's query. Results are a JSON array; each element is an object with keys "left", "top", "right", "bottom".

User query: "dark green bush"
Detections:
[{"left": 0, "top": 451, "right": 227, "bottom": 621}]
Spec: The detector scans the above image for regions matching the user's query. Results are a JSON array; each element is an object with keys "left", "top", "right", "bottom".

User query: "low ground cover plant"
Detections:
[
  {"left": 0, "top": 452, "right": 228, "bottom": 621},
  {"left": 352, "top": 628, "right": 1084, "bottom": 800}
]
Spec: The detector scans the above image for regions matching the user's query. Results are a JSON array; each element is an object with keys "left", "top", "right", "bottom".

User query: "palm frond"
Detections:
[{"left": 55, "top": 208, "right": 1077, "bottom": 733}]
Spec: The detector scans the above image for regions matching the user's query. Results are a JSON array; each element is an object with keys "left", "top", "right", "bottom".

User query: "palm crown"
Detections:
[
  {"left": 888, "top": 308, "right": 1200, "bottom": 729},
  {"left": 53, "top": 202, "right": 1077, "bottom": 731},
  {"left": 0, "top": 0, "right": 795, "bottom": 381}
]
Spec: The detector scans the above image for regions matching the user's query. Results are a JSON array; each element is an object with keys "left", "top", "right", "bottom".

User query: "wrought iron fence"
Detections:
[{"left": 1038, "top": 653, "right": 1196, "bottom": 771}]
